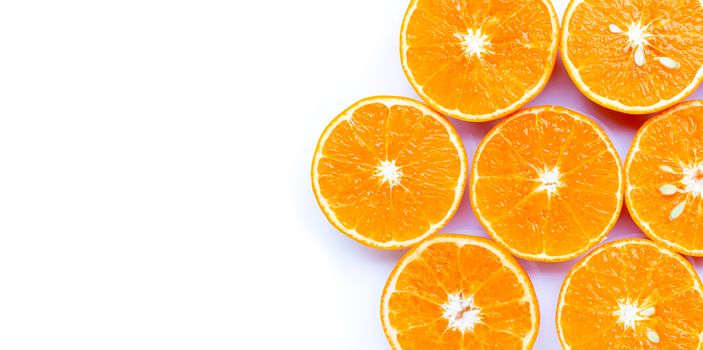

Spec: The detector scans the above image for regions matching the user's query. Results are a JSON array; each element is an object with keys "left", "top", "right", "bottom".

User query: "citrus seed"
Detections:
[
  {"left": 659, "top": 184, "right": 679, "bottom": 195},
  {"left": 669, "top": 201, "right": 686, "bottom": 221}
]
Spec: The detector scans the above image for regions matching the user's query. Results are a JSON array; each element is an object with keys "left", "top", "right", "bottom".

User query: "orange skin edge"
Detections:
[
  {"left": 560, "top": 0, "right": 703, "bottom": 115},
  {"left": 469, "top": 105, "right": 624, "bottom": 262},
  {"left": 399, "top": 0, "right": 559, "bottom": 122},
  {"left": 310, "top": 96, "right": 468, "bottom": 250},
  {"left": 380, "top": 233, "right": 540, "bottom": 350},
  {"left": 624, "top": 99, "right": 703, "bottom": 256},
  {"left": 555, "top": 238, "right": 703, "bottom": 349}
]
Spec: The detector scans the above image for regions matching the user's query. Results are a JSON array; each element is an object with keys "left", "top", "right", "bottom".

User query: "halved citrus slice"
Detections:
[
  {"left": 561, "top": 0, "right": 703, "bottom": 114},
  {"left": 381, "top": 234, "right": 539, "bottom": 349},
  {"left": 470, "top": 106, "right": 623, "bottom": 261},
  {"left": 556, "top": 238, "right": 703, "bottom": 349},
  {"left": 625, "top": 100, "right": 703, "bottom": 256},
  {"left": 400, "top": 0, "right": 559, "bottom": 122},
  {"left": 311, "top": 96, "right": 467, "bottom": 249}
]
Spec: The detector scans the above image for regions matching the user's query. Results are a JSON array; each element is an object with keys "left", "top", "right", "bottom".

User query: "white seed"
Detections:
[
  {"left": 670, "top": 201, "right": 686, "bottom": 221},
  {"left": 659, "top": 165, "right": 675, "bottom": 173},
  {"left": 646, "top": 328, "right": 660, "bottom": 343},
  {"left": 609, "top": 24, "right": 624, "bottom": 33},
  {"left": 657, "top": 57, "right": 680, "bottom": 69},
  {"left": 640, "top": 306, "right": 655, "bottom": 317},
  {"left": 634, "top": 46, "right": 646, "bottom": 66},
  {"left": 659, "top": 184, "right": 679, "bottom": 195}
]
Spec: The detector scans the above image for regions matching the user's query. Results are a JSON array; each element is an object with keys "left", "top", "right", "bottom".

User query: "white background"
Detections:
[{"left": 1, "top": 0, "right": 702, "bottom": 349}]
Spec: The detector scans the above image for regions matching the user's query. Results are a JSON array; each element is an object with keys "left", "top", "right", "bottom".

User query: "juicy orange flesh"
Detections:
[
  {"left": 388, "top": 242, "right": 533, "bottom": 349},
  {"left": 404, "top": 0, "right": 554, "bottom": 116},
  {"left": 316, "top": 102, "right": 462, "bottom": 244},
  {"left": 474, "top": 110, "right": 620, "bottom": 258},
  {"left": 559, "top": 242, "right": 703, "bottom": 349},
  {"left": 627, "top": 104, "right": 703, "bottom": 251},
  {"left": 565, "top": 0, "right": 703, "bottom": 107}
]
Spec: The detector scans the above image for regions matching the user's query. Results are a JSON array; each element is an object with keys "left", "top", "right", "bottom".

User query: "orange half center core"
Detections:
[
  {"left": 681, "top": 163, "right": 703, "bottom": 197},
  {"left": 441, "top": 293, "right": 482, "bottom": 333},
  {"left": 454, "top": 28, "right": 493, "bottom": 60},
  {"left": 374, "top": 159, "right": 403, "bottom": 188},
  {"left": 608, "top": 21, "right": 680, "bottom": 69},
  {"left": 612, "top": 300, "right": 659, "bottom": 343}
]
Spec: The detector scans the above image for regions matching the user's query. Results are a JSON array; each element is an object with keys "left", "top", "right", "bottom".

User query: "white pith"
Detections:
[
  {"left": 627, "top": 23, "right": 650, "bottom": 66},
  {"left": 374, "top": 159, "right": 403, "bottom": 188},
  {"left": 681, "top": 163, "right": 703, "bottom": 197},
  {"left": 380, "top": 236, "right": 539, "bottom": 350},
  {"left": 442, "top": 293, "right": 482, "bottom": 333},
  {"left": 556, "top": 239, "right": 703, "bottom": 349},
  {"left": 562, "top": 0, "right": 703, "bottom": 113},
  {"left": 536, "top": 167, "right": 563, "bottom": 195},
  {"left": 454, "top": 28, "right": 492, "bottom": 60},
  {"left": 613, "top": 300, "right": 649, "bottom": 329},
  {"left": 400, "top": 0, "right": 559, "bottom": 121},
  {"left": 470, "top": 106, "right": 623, "bottom": 261},
  {"left": 311, "top": 97, "right": 467, "bottom": 249},
  {"left": 624, "top": 23, "right": 650, "bottom": 49}
]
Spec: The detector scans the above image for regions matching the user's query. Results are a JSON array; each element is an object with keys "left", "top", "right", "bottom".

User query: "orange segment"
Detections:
[
  {"left": 561, "top": 0, "right": 703, "bottom": 114},
  {"left": 311, "top": 96, "right": 467, "bottom": 249},
  {"left": 470, "top": 106, "right": 623, "bottom": 261},
  {"left": 381, "top": 234, "right": 539, "bottom": 350},
  {"left": 400, "top": 0, "right": 558, "bottom": 121},
  {"left": 625, "top": 100, "right": 703, "bottom": 256},
  {"left": 556, "top": 239, "right": 703, "bottom": 349}
]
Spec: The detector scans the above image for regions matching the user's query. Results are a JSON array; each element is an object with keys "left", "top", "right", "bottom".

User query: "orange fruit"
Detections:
[
  {"left": 311, "top": 96, "right": 467, "bottom": 249},
  {"left": 625, "top": 100, "right": 703, "bottom": 256},
  {"left": 470, "top": 106, "right": 624, "bottom": 261},
  {"left": 400, "top": 0, "right": 559, "bottom": 122},
  {"left": 380, "top": 234, "right": 539, "bottom": 349},
  {"left": 561, "top": 0, "right": 703, "bottom": 114},
  {"left": 556, "top": 238, "right": 703, "bottom": 349}
]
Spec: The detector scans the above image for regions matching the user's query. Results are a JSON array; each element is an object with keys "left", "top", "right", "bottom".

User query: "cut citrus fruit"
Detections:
[
  {"left": 625, "top": 100, "right": 703, "bottom": 256},
  {"left": 561, "top": 0, "right": 703, "bottom": 114},
  {"left": 400, "top": 0, "right": 558, "bottom": 122},
  {"left": 470, "top": 106, "right": 623, "bottom": 261},
  {"left": 556, "top": 238, "right": 703, "bottom": 349},
  {"left": 311, "top": 96, "right": 467, "bottom": 249},
  {"left": 381, "top": 234, "right": 539, "bottom": 349}
]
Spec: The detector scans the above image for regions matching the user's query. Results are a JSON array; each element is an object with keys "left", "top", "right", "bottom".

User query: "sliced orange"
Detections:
[
  {"left": 381, "top": 234, "right": 539, "bottom": 349},
  {"left": 311, "top": 96, "right": 467, "bottom": 249},
  {"left": 561, "top": 0, "right": 703, "bottom": 114},
  {"left": 625, "top": 100, "right": 703, "bottom": 256},
  {"left": 556, "top": 238, "right": 703, "bottom": 349},
  {"left": 470, "top": 106, "right": 623, "bottom": 261},
  {"left": 400, "top": 0, "right": 559, "bottom": 122}
]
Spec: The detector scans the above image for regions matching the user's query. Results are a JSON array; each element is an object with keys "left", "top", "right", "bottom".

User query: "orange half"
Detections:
[
  {"left": 561, "top": 0, "right": 703, "bottom": 114},
  {"left": 626, "top": 100, "right": 703, "bottom": 256},
  {"left": 557, "top": 239, "right": 703, "bottom": 349},
  {"left": 311, "top": 96, "right": 467, "bottom": 249},
  {"left": 381, "top": 234, "right": 539, "bottom": 349},
  {"left": 471, "top": 106, "right": 623, "bottom": 261},
  {"left": 400, "top": 0, "right": 559, "bottom": 122}
]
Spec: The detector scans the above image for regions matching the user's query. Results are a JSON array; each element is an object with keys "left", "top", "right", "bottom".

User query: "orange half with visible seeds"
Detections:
[
  {"left": 561, "top": 0, "right": 703, "bottom": 114},
  {"left": 557, "top": 238, "right": 703, "bottom": 349},
  {"left": 626, "top": 100, "right": 703, "bottom": 256},
  {"left": 400, "top": 0, "right": 559, "bottom": 122},
  {"left": 381, "top": 234, "right": 539, "bottom": 349},
  {"left": 311, "top": 96, "right": 467, "bottom": 249},
  {"left": 470, "top": 106, "right": 623, "bottom": 261}
]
